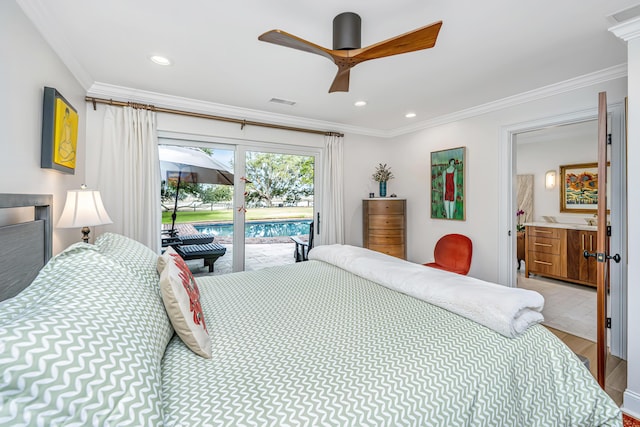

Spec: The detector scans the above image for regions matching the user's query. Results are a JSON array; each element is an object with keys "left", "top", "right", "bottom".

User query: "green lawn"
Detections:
[{"left": 162, "top": 207, "right": 313, "bottom": 224}]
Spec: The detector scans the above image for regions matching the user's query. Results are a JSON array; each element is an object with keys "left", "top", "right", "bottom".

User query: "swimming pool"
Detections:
[{"left": 194, "top": 219, "right": 312, "bottom": 238}]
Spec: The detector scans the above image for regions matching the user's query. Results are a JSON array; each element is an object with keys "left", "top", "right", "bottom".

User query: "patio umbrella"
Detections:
[{"left": 159, "top": 145, "right": 234, "bottom": 235}]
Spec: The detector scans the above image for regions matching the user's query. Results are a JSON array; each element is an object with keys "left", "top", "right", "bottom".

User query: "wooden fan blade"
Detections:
[
  {"left": 353, "top": 21, "right": 442, "bottom": 61},
  {"left": 258, "top": 30, "right": 336, "bottom": 62},
  {"left": 328, "top": 69, "right": 350, "bottom": 93}
]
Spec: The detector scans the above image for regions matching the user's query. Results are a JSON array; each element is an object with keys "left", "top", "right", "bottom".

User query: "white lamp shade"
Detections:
[{"left": 57, "top": 189, "right": 113, "bottom": 228}]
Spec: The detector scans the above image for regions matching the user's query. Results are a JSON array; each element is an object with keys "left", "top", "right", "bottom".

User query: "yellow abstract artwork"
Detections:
[{"left": 52, "top": 98, "right": 78, "bottom": 169}]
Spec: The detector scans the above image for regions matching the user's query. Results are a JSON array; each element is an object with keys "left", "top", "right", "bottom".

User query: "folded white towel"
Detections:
[{"left": 309, "top": 244, "right": 544, "bottom": 338}]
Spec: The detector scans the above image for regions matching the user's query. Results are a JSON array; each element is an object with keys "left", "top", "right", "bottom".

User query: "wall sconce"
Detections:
[
  {"left": 57, "top": 185, "right": 113, "bottom": 243},
  {"left": 545, "top": 170, "right": 557, "bottom": 189}
]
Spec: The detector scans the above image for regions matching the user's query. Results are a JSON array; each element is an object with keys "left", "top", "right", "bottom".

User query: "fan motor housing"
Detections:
[{"left": 333, "top": 12, "right": 361, "bottom": 50}]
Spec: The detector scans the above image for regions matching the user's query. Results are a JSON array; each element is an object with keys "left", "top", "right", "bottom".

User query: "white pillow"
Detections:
[{"left": 158, "top": 246, "right": 211, "bottom": 358}]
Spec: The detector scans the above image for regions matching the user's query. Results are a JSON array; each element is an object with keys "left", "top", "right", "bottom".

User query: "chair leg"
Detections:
[{"left": 294, "top": 244, "right": 302, "bottom": 262}]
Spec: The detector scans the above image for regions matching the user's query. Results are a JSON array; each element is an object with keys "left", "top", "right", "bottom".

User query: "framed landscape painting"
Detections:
[
  {"left": 560, "top": 162, "right": 609, "bottom": 213},
  {"left": 41, "top": 87, "right": 78, "bottom": 174},
  {"left": 430, "top": 146, "right": 465, "bottom": 220}
]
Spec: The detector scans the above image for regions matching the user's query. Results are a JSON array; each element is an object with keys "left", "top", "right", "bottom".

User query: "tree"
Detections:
[
  {"left": 160, "top": 178, "right": 200, "bottom": 209},
  {"left": 160, "top": 147, "right": 230, "bottom": 208},
  {"left": 197, "top": 184, "right": 232, "bottom": 208},
  {"left": 244, "top": 153, "right": 314, "bottom": 207}
]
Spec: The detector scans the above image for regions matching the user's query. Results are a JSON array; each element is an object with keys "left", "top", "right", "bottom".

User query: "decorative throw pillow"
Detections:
[{"left": 158, "top": 246, "right": 211, "bottom": 358}]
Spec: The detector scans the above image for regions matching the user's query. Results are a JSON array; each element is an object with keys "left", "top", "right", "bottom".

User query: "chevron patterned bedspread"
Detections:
[
  {"left": 0, "top": 239, "right": 175, "bottom": 426},
  {"left": 0, "top": 233, "right": 621, "bottom": 426},
  {"left": 162, "top": 261, "right": 621, "bottom": 427}
]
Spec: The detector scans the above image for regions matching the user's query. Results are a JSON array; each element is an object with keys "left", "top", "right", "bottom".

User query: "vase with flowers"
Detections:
[
  {"left": 372, "top": 163, "right": 394, "bottom": 197},
  {"left": 516, "top": 209, "right": 525, "bottom": 232}
]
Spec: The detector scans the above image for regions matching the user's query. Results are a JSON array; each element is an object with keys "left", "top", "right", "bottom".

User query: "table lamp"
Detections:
[{"left": 57, "top": 185, "right": 113, "bottom": 243}]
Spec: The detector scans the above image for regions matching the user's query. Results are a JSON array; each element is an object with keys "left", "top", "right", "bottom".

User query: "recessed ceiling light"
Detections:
[
  {"left": 354, "top": 100, "right": 367, "bottom": 107},
  {"left": 150, "top": 55, "right": 172, "bottom": 66},
  {"left": 405, "top": 112, "right": 417, "bottom": 118}
]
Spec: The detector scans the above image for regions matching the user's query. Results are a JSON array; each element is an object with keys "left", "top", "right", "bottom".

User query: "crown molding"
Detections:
[
  {"left": 609, "top": 16, "right": 640, "bottom": 41},
  {"left": 90, "top": 63, "right": 626, "bottom": 140},
  {"left": 20, "top": 0, "right": 629, "bottom": 139},
  {"left": 387, "top": 63, "right": 628, "bottom": 137},
  {"left": 17, "top": 0, "right": 93, "bottom": 90},
  {"left": 87, "top": 83, "right": 388, "bottom": 138}
]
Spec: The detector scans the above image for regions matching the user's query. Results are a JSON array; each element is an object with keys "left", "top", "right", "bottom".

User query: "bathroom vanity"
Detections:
[{"left": 524, "top": 223, "right": 598, "bottom": 287}]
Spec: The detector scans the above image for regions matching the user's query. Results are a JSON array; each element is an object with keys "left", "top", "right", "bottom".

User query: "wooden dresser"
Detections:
[
  {"left": 363, "top": 198, "right": 406, "bottom": 259},
  {"left": 524, "top": 224, "right": 597, "bottom": 287}
]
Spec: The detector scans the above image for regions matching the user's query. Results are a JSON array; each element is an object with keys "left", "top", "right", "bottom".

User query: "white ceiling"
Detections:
[{"left": 18, "top": 0, "right": 638, "bottom": 136}]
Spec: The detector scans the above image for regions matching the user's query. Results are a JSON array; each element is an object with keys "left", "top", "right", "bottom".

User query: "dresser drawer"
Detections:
[
  {"left": 368, "top": 244, "right": 405, "bottom": 258},
  {"left": 528, "top": 236, "right": 561, "bottom": 255},
  {"left": 368, "top": 215, "right": 405, "bottom": 229},
  {"left": 363, "top": 199, "right": 407, "bottom": 260},
  {"left": 368, "top": 233, "right": 405, "bottom": 246},
  {"left": 367, "top": 201, "right": 405, "bottom": 215},
  {"left": 527, "top": 226, "right": 561, "bottom": 239},
  {"left": 527, "top": 251, "right": 561, "bottom": 276}
]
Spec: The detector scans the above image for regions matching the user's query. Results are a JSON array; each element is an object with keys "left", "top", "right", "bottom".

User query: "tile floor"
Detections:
[
  {"left": 517, "top": 270, "right": 596, "bottom": 342},
  {"left": 190, "top": 242, "right": 296, "bottom": 276}
]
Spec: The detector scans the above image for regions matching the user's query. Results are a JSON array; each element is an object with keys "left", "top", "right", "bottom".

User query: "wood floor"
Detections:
[{"left": 546, "top": 326, "right": 627, "bottom": 406}]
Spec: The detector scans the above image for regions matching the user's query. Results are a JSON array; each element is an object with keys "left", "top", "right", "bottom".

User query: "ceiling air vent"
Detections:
[
  {"left": 609, "top": 4, "right": 640, "bottom": 23},
  {"left": 269, "top": 98, "right": 296, "bottom": 106}
]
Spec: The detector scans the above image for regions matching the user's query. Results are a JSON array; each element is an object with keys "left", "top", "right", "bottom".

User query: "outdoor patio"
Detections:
[
  {"left": 166, "top": 221, "right": 306, "bottom": 276},
  {"left": 189, "top": 242, "right": 297, "bottom": 276}
]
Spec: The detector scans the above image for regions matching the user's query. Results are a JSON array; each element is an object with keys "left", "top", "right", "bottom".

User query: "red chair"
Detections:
[{"left": 424, "top": 234, "right": 473, "bottom": 275}]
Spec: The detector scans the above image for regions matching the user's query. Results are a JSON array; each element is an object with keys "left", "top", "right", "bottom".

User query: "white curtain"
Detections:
[
  {"left": 97, "top": 106, "right": 161, "bottom": 252},
  {"left": 318, "top": 134, "right": 344, "bottom": 245}
]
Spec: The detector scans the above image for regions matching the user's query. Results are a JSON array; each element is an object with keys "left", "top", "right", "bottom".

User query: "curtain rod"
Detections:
[{"left": 85, "top": 96, "right": 344, "bottom": 138}]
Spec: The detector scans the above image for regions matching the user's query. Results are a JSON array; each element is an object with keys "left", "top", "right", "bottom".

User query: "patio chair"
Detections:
[
  {"left": 161, "top": 226, "right": 214, "bottom": 247},
  {"left": 176, "top": 234, "right": 214, "bottom": 245},
  {"left": 173, "top": 242, "right": 227, "bottom": 273},
  {"left": 291, "top": 221, "right": 314, "bottom": 262}
]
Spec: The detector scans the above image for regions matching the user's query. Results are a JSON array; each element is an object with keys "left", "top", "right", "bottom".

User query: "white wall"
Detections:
[
  {"left": 342, "top": 134, "right": 391, "bottom": 245},
  {"left": 0, "top": 1, "right": 87, "bottom": 253},
  {"left": 84, "top": 103, "right": 390, "bottom": 243},
  {"left": 85, "top": 77, "right": 628, "bottom": 285},
  {"left": 516, "top": 128, "right": 599, "bottom": 224},
  {"left": 390, "top": 78, "right": 627, "bottom": 282}
]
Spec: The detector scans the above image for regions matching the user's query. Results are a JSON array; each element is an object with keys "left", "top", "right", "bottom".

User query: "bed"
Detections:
[
  {"left": 0, "top": 194, "right": 621, "bottom": 426},
  {"left": 0, "top": 193, "right": 51, "bottom": 301}
]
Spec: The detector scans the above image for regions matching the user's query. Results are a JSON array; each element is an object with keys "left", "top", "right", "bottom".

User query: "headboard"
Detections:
[{"left": 0, "top": 194, "right": 52, "bottom": 302}]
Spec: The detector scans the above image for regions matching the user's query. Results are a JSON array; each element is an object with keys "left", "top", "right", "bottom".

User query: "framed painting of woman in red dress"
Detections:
[{"left": 430, "top": 147, "right": 465, "bottom": 220}]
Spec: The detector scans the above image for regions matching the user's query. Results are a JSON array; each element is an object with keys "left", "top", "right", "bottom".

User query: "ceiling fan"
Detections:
[{"left": 258, "top": 12, "right": 442, "bottom": 93}]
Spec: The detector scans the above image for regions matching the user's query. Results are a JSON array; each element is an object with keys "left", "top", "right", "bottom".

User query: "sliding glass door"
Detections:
[
  {"left": 159, "top": 141, "right": 235, "bottom": 273},
  {"left": 239, "top": 149, "right": 315, "bottom": 272},
  {"left": 159, "top": 136, "right": 319, "bottom": 275}
]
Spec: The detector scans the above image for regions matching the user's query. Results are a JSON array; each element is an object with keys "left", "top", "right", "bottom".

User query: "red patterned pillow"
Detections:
[{"left": 158, "top": 246, "right": 211, "bottom": 358}]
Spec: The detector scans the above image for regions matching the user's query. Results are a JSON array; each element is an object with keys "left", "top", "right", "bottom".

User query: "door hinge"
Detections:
[
  {"left": 607, "top": 225, "right": 612, "bottom": 237},
  {"left": 607, "top": 133, "right": 612, "bottom": 145},
  {"left": 606, "top": 317, "right": 611, "bottom": 329}
]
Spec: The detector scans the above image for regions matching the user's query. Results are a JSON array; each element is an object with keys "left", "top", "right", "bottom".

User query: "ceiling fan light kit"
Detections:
[{"left": 258, "top": 13, "right": 442, "bottom": 93}]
